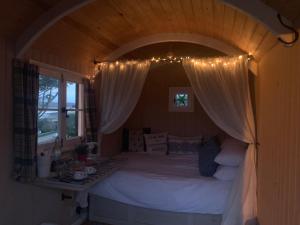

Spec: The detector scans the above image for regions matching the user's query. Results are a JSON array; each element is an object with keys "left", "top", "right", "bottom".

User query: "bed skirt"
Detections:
[{"left": 89, "top": 194, "right": 222, "bottom": 225}]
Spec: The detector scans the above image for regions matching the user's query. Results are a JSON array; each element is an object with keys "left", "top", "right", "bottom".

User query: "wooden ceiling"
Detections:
[
  {"left": 2, "top": 0, "right": 300, "bottom": 64},
  {"left": 0, "top": 0, "right": 60, "bottom": 39},
  {"left": 262, "top": 0, "right": 300, "bottom": 22}
]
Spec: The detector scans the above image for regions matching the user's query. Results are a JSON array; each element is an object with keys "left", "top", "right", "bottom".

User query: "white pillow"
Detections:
[
  {"left": 214, "top": 138, "right": 247, "bottom": 166},
  {"left": 144, "top": 133, "right": 168, "bottom": 153},
  {"left": 213, "top": 166, "right": 238, "bottom": 181}
]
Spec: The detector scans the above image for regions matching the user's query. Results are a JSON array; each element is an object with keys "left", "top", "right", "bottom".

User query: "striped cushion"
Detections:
[
  {"left": 168, "top": 135, "right": 202, "bottom": 154},
  {"left": 128, "top": 129, "right": 144, "bottom": 152},
  {"left": 144, "top": 133, "right": 168, "bottom": 153}
]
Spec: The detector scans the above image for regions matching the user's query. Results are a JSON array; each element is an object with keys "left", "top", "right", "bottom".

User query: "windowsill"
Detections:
[{"left": 37, "top": 136, "right": 84, "bottom": 153}]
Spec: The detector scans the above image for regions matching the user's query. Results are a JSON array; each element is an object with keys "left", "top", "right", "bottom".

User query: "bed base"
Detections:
[{"left": 89, "top": 194, "right": 222, "bottom": 225}]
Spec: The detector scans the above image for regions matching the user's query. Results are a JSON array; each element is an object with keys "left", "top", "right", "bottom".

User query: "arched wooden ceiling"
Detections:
[
  {"left": 262, "top": 0, "right": 300, "bottom": 23},
  {"left": 2, "top": 0, "right": 300, "bottom": 66},
  {"left": 29, "top": 0, "right": 276, "bottom": 60}
]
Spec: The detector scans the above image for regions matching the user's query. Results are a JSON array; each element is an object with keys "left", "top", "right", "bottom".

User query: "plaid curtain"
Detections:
[
  {"left": 13, "top": 59, "right": 39, "bottom": 182},
  {"left": 83, "top": 78, "right": 97, "bottom": 142}
]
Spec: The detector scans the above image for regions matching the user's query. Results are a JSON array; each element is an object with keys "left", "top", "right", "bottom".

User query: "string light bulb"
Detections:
[{"left": 91, "top": 54, "right": 253, "bottom": 80}]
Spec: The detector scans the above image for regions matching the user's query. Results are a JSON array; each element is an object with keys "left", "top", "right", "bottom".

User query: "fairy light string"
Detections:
[{"left": 89, "top": 54, "right": 252, "bottom": 81}]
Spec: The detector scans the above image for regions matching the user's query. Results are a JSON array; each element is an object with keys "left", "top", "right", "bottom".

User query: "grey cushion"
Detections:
[
  {"left": 167, "top": 135, "right": 202, "bottom": 155},
  {"left": 168, "top": 142, "right": 201, "bottom": 154}
]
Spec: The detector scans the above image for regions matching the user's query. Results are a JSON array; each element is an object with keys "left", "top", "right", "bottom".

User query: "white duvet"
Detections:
[{"left": 90, "top": 153, "right": 232, "bottom": 214}]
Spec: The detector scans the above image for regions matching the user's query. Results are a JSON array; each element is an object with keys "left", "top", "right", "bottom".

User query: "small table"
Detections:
[{"left": 35, "top": 158, "right": 125, "bottom": 192}]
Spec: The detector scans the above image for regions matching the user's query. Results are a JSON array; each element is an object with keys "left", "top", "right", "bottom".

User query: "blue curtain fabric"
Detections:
[
  {"left": 12, "top": 59, "right": 39, "bottom": 182},
  {"left": 83, "top": 78, "right": 97, "bottom": 142}
]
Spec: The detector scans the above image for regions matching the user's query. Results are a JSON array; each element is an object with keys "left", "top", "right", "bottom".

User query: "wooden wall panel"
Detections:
[
  {"left": 0, "top": 36, "right": 80, "bottom": 225},
  {"left": 24, "top": 19, "right": 98, "bottom": 77},
  {"left": 124, "top": 62, "right": 222, "bottom": 137},
  {"left": 257, "top": 35, "right": 300, "bottom": 225}
]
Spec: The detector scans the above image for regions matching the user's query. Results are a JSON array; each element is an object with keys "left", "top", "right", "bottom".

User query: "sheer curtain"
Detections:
[
  {"left": 97, "top": 60, "right": 150, "bottom": 134},
  {"left": 183, "top": 55, "right": 257, "bottom": 225}
]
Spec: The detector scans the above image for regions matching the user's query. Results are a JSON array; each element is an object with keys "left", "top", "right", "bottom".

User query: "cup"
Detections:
[
  {"left": 73, "top": 170, "right": 87, "bottom": 180},
  {"left": 85, "top": 166, "right": 96, "bottom": 175}
]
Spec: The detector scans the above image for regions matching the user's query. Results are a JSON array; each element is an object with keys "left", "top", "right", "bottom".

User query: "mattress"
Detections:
[{"left": 90, "top": 152, "right": 232, "bottom": 214}]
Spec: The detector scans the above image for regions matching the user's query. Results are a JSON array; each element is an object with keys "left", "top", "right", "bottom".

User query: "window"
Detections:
[
  {"left": 168, "top": 87, "right": 194, "bottom": 112},
  {"left": 38, "top": 75, "right": 60, "bottom": 144},
  {"left": 37, "top": 67, "right": 84, "bottom": 148},
  {"left": 66, "top": 81, "right": 84, "bottom": 139}
]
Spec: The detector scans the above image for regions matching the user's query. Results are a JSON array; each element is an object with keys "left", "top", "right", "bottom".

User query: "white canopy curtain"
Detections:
[
  {"left": 97, "top": 60, "right": 150, "bottom": 134},
  {"left": 182, "top": 55, "right": 257, "bottom": 225}
]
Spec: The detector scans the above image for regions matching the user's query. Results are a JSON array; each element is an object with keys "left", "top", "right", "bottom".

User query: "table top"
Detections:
[{"left": 35, "top": 157, "right": 126, "bottom": 192}]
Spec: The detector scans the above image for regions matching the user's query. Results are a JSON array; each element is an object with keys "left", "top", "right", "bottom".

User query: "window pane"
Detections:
[
  {"left": 66, "top": 110, "right": 78, "bottom": 138},
  {"left": 66, "top": 81, "right": 78, "bottom": 109},
  {"left": 38, "top": 110, "right": 59, "bottom": 143},
  {"left": 38, "top": 75, "right": 59, "bottom": 109}
]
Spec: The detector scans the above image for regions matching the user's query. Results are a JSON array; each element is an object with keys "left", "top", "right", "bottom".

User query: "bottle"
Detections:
[{"left": 52, "top": 136, "right": 62, "bottom": 161}]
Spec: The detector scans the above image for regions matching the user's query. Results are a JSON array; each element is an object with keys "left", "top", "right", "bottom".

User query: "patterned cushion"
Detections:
[
  {"left": 128, "top": 129, "right": 144, "bottom": 152},
  {"left": 167, "top": 135, "right": 202, "bottom": 154},
  {"left": 144, "top": 133, "right": 168, "bottom": 153}
]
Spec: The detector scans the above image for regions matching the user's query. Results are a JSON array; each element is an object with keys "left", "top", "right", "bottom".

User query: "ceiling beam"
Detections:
[
  {"left": 16, "top": 0, "right": 96, "bottom": 58},
  {"left": 220, "top": 0, "right": 292, "bottom": 36}
]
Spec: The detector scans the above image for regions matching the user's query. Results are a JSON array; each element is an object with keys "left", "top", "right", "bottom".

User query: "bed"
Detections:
[{"left": 89, "top": 152, "right": 232, "bottom": 225}]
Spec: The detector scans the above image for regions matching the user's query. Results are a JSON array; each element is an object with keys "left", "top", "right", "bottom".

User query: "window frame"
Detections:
[{"left": 37, "top": 64, "right": 85, "bottom": 152}]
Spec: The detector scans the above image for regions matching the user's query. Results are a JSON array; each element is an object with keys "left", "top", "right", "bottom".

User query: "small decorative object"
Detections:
[
  {"left": 87, "top": 142, "right": 98, "bottom": 154},
  {"left": 169, "top": 87, "right": 194, "bottom": 112},
  {"left": 85, "top": 166, "right": 97, "bottom": 175},
  {"left": 51, "top": 159, "right": 70, "bottom": 178},
  {"left": 52, "top": 137, "right": 62, "bottom": 161},
  {"left": 37, "top": 149, "right": 52, "bottom": 178},
  {"left": 73, "top": 170, "right": 88, "bottom": 180},
  {"left": 75, "top": 144, "right": 89, "bottom": 162},
  {"left": 86, "top": 142, "right": 98, "bottom": 160}
]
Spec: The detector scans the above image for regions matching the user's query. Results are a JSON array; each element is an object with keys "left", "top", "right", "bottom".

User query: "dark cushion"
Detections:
[
  {"left": 198, "top": 137, "right": 221, "bottom": 177},
  {"left": 122, "top": 128, "right": 151, "bottom": 152}
]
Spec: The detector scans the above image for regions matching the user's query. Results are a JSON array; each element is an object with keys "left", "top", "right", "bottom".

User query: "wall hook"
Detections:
[{"left": 277, "top": 14, "right": 299, "bottom": 47}]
